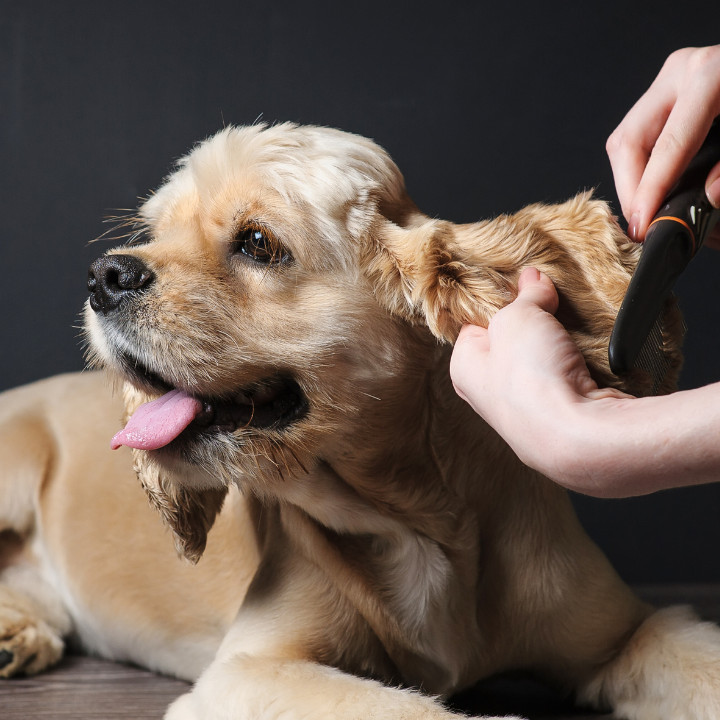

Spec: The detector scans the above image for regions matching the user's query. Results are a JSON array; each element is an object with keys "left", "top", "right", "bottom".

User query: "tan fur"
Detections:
[{"left": 0, "top": 124, "right": 714, "bottom": 720}]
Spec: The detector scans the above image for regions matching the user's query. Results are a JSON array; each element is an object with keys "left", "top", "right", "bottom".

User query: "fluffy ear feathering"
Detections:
[{"left": 367, "top": 191, "right": 683, "bottom": 396}]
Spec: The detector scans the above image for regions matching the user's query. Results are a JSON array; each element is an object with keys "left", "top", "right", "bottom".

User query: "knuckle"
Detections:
[
  {"left": 605, "top": 127, "right": 629, "bottom": 159},
  {"left": 683, "top": 46, "right": 720, "bottom": 104},
  {"left": 665, "top": 46, "right": 693, "bottom": 70},
  {"left": 685, "top": 45, "right": 720, "bottom": 75},
  {"left": 605, "top": 130, "right": 621, "bottom": 155}
]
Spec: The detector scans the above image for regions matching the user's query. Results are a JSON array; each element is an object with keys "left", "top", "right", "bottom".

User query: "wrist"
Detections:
[
  {"left": 545, "top": 394, "right": 635, "bottom": 497},
  {"left": 495, "top": 385, "right": 596, "bottom": 490},
  {"left": 514, "top": 390, "right": 640, "bottom": 498},
  {"left": 536, "top": 384, "right": 720, "bottom": 498}
]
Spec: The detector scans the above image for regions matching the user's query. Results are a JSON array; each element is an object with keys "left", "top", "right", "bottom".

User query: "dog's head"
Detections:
[{"left": 84, "top": 123, "right": 682, "bottom": 561}]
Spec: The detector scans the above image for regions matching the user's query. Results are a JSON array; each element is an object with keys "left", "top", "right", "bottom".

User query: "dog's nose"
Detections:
[{"left": 87, "top": 254, "right": 155, "bottom": 315}]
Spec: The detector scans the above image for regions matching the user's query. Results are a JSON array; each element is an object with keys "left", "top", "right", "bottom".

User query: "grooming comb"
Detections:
[{"left": 608, "top": 119, "right": 720, "bottom": 391}]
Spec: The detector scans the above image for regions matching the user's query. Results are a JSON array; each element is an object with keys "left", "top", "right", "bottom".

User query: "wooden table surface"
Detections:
[
  {"left": 0, "top": 654, "right": 189, "bottom": 719},
  {"left": 1, "top": 585, "right": 718, "bottom": 719}
]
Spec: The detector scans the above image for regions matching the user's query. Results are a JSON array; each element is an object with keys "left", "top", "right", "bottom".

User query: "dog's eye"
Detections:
[{"left": 232, "top": 227, "right": 290, "bottom": 265}]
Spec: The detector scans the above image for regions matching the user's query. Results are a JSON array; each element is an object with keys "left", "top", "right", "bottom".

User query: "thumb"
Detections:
[{"left": 516, "top": 267, "right": 560, "bottom": 315}]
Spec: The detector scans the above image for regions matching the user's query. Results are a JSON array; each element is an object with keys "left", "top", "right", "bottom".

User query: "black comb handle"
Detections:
[{"left": 608, "top": 120, "right": 720, "bottom": 377}]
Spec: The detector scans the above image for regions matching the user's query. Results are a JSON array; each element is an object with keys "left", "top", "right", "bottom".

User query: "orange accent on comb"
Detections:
[{"left": 647, "top": 216, "right": 697, "bottom": 254}]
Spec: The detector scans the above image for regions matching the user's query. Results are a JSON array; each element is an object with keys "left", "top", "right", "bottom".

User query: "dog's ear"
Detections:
[
  {"left": 133, "top": 448, "right": 228, "bottom": 563},
  {"left": 365, "top": 214, "right": 513, "bottom": 342},
  {"left": 365, "top": 193, "right": 684, "bottom": 395}
]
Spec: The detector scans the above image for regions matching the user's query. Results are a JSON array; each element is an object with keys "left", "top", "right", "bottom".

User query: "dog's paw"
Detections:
[
  {"left": 0, "top": 608, "right": 64, "bottom": 677},
  {"left": 581, "top": 606, "right": 720, "bottom": 720},
  {"left": 164, "top": 693, "right": 198, "bottom": 720},
  {"left": 163, "top": 691, "right": 524, "bottom": 720},
  {"left": 163, "top": 649, "right": 529, "bottom": 720}
]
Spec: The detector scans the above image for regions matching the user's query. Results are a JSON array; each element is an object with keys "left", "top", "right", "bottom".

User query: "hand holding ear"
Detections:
[
  {"left": 450, "top": 268, "right": 630, "bottom": 495},
  {"left": 451, "top": 267, "right": 600, "bottom": 428}
]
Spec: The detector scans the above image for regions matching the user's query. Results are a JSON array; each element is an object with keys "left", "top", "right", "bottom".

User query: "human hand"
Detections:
[
  {"left": 450, "top": 268, "right": 625, "bottom": 485},
  {"left": 451, "top": 268, "right": 720, "bottom": 498},
  {"left": 606, "top": 45, "right": 720, "bottom": 244}
]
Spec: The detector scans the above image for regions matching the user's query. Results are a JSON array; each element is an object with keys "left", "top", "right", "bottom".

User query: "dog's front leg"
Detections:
[
  {"left": 579, "top": 606, "right": 720, "bottom": 720},
  {"left": 164, "top": 654, "right": 522, "bottom": 720},
  {"left": 163, "top": 542, "right": 519, "bottom": 720}
]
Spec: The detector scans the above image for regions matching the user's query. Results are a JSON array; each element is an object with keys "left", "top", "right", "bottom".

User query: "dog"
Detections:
[{"left": 1, "top": 122, "right": 717, "bottom": 720}]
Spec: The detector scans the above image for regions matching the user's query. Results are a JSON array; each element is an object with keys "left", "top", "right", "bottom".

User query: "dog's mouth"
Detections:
[{"left": 111, "top": 353, "right": 308, "bottom": 451}]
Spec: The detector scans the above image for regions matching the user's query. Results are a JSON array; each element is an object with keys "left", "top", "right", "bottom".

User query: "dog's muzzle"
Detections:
[{"left": 87, "top": 254, "right": 154, "bottom": 315}]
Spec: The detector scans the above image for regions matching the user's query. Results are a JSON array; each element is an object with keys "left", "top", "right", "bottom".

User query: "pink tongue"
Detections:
[{"left": 111, "top": 389, "right": 203, "bottom": 450}]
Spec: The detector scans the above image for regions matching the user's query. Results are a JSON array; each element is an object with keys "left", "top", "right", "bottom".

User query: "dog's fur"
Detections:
[{"left": 1, "top": 123, "right": 718, "bottom": 720}]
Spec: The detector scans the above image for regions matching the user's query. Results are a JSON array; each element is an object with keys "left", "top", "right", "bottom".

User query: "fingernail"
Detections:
[
  {"left": 628, "top": 213, "right": 641, "bottom": 242},
  {"left": 707, "top": 177, "right": 720, "bottom": 209},
  {"left": 518, "top": 267, "right": 541, "bottom": 290}
]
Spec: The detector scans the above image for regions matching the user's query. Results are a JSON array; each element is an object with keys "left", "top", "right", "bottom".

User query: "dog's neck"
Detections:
[{"left": 264, "top": 344, "right": 525, "bottom": 693}]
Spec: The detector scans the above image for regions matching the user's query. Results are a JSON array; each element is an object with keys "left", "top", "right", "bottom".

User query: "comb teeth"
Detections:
[{"left": 634, "top": 317, "right": 668, "bottom": 396}]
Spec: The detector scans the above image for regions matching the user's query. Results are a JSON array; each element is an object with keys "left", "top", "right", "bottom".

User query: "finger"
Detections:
[
  {"left": 607, "top": 103, "right": 671, "bottom": 222},
  {"left": 630, "top": 102, "right": 714, "bottom": 239},
  {"left": 606, "top": 62, "right": 679, "bottom": 221},
  {"left": 707, "top": 158, "right": 720, "bottom": 209},
  {"left": 515, "top": 267, "right": 560, "bottom": 315},
  {"left": 706, "top": 160, "right": 720, "bottom": 249},
  {"left": 455, "top": 323, "right": 490, "bottom": 351},
  {"left": 450, "top": 324, "right": 490, "bottom": 404},
  {"left": 705, "top": 158, "right": 720, "bottom": 249},
  {"left": 627, "top": 47, "right": 720, "bottom": 239}
]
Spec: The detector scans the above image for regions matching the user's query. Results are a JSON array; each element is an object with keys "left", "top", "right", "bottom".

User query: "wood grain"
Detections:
[{"left": 0, "top": 654, "right": 188, "bottom": 719}]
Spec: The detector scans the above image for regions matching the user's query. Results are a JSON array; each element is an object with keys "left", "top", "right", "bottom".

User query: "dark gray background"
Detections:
[{"left": 2, "top": 1, "right": 719, "bottom": 583}]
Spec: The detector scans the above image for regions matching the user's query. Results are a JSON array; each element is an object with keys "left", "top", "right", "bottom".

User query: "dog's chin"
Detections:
[{"left": 116, "top": 350, "right": 310, "bottom": 456}]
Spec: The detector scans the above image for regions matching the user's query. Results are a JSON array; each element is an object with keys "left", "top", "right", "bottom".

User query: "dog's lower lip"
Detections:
[
  {"left": 194, "top": 378, "right": 309, "bottom": 433},
  {"left": 118, "top": 352, "right": 308, "bottom": 436}
]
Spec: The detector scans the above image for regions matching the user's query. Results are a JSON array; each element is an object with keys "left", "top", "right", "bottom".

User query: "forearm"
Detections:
[{"left": 526, "top": 383, "right": 720, "bottom": 498}]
